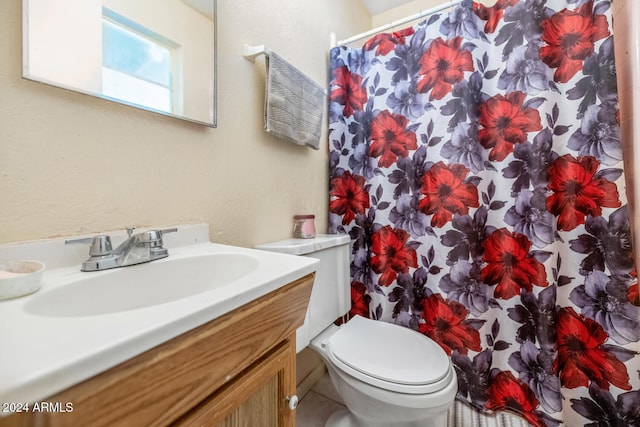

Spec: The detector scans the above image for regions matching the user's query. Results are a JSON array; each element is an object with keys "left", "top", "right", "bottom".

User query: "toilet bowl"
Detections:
[
  {"left": 256, "top": 235, "right": 457, "bottom": 427},
  {"left": 310, "top": 316, "right": 457, "bottom": 427}
]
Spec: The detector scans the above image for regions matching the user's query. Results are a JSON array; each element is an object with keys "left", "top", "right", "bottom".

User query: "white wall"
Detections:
[
  {"left": 0, "top": 0, "right": 371, "bottom": 247},
  {"left": 25, "top": 0, "right": 102, "bottom": 92}
]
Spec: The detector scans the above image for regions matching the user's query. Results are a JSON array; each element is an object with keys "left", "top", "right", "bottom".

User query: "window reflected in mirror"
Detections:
[{"left": 23, "top": 0, "right": 216, "bottom": 127}]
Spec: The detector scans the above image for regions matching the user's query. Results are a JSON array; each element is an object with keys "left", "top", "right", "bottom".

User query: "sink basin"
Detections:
[
  {"left": 0, "top": 225, "right": 320, "bottom": 407},
  {"left": 24, "top": 253, "right": 259, "bottom": 317}
]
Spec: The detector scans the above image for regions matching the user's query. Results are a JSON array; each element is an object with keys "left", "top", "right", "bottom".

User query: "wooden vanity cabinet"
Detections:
[
  {"left": 1, "top": 273, "right": 314, "bottom": 427},
  {"left": 178, "top": 336, "right": 295, "bottom": 427}
]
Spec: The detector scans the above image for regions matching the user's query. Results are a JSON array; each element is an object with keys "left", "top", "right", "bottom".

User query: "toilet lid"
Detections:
[{"left": 326, "top": 315, "right": 452, "bottom": 394}]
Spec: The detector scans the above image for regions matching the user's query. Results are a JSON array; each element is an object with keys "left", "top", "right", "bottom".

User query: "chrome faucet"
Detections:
[{"left": 65, "top": 227, "right": 177, "bottom": 271}]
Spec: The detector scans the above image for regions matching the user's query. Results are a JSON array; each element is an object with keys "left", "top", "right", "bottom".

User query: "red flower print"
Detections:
[
  {"left": 556, "top": 307, "right": 631, "bottom": 391},
  {"left": 419, "top": 162, "right": 479, "bottom": 227},
  {"left": 540, "top": 0, "right": 610, "bottom": 83},
  {"left": 629, "top": 283, "right": 640, "bottom": 306},
  {"left": 478, "top": 91, "right": 542, "bottom": 161},
  {"left": 370, "top": 110, "right": 417, "bottom": 168},
  {"left": 349, "top": 281, "right": 370, "bottom": 319},
  {"left": 546, "top": 154, "right": 621, "bottom": 232},
  {"left": 364, "top": 27, "right": 414, "bottom": 56},
  {"left": 330, "top": 66, "right": 368, "bottom": 118},
  {"left": 486, "top": 371, "right": 544, "bottom": 427},
  {"left": 329, "top": 171, "right": 370, "bottom": 225},
  {"left": 417, "top": 37, "right": 474, "bottom": 100},
  {"left": 481, "top": 228, "right": 548, "bottom": 300},
  {"left": 419, "top": 293, "right": 481, "bottom": 355},
  {"left": 473, "top": 0, "right": 519, "bottom": 34},
  {"left": 371, "top": 225, "right": 418, "bottom": 287}
]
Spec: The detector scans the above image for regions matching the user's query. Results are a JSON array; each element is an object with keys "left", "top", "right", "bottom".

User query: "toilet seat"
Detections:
[{"left": 325, "top": 315, "right": 453, "bottom": 395}]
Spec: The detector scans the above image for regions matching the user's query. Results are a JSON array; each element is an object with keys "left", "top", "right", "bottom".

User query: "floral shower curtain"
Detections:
[{"left": 327, "top": 0, "right": 640, "bottom": 425}]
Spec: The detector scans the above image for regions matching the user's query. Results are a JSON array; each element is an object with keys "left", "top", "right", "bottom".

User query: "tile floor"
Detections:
[{"left": 296, "top": 372, "right": 533, "bottom": 427}]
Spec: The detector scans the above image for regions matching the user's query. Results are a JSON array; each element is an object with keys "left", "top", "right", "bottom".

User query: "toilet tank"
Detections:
[{"left": 256, "top": 235, "right": 351, "bottom": 353}]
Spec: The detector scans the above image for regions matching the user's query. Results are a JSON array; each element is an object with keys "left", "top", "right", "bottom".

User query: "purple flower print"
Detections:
[
  {"left": 498, "top": 44, "right": 553, "bottom": 95},
  {"left": 570, "top": 271, "right": 640, "bottom": 345},
  {"left": 507, "top": 286, "right": 557, "bottom": 349},
  {"left": 568, "top": 102, "right": 621, "bottom": 165},
  {"left": 389, "top": 194, "right": 429, "bottom": 237},
  {"left": 571, "top": 384, "right": 640, "bottom": 426},
  {"left": 343, "top": 101, "right": 379, "bottom": 180},
  {"left": 440, "top": 2, "right": 483, "bottom": 40},
  {"left": 386, "top": 80, "right": 432, "bottom": 119},
  {"left": 502, "top": 128, "right": 553, "bottom": 195},
  {"left": 569, "top": 206, "right": 634, "bottom": 276},
  {"left": 387, "top": 26, "right": 428, "bottom": 85},
  {"left": 504, "top": 189, "right": 556, "bottom": 248},
  {"left": 349, "top": 209, "right": 375, "bottom": 253},
  {"left": 451, "top": 349, "right": 492, "bottom": 408},
  {"left": 439, "top": 260, "right": 490, "bottom": 316},
  {"left": 440, "top": 72, "right": 484, "bottom": 131},
  {"left": 329, "top": 150, "right": 341, "bottom": 178},
  {"left": 508, "top": 341, "right": 562, "bottom": 413},
  {"left": 330, "top": 46, "right": 375, "bottom": 78},
  {"left": 345, "top": 211, "right": 379, "bottom": 293},
  {"left": 441, "top": 122, "right": 484, "bottom": 173},
  {"left": 568, "top": 37, "right": 618, "bottom": 117},
  {"left": 346, "top": 48, "right": 374, "bottom": 76},
  {"left": 348, "top": 141, "right": 376, "bottom": 181},
  {"left": 329, "top": 46, "right": 347, "bottom": 77},
  {"left": 349, "top": 99, "right": 377, "bottom": 149},
  {"left": 328, "top": 97, "right": 348, "bottom": 126},
  {"left": 388, "top": 145, "right": 430, "bottom": 199},
  {"left": 389, "top": 269, "right": 430, "bottom": 330},
  {"left": 440, "top": 206, "right": 494, "bottom": 265},
  {"left": 351, "top": 245, "right": 379, "bottom": 294},
  {"left": 495, "top": 0, "right": 553, "bottom": 58}
]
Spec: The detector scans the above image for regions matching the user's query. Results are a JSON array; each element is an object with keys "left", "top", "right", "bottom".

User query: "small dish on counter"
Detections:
[{"left": 0, "top": 260, "right": 45, "bottom": 300}]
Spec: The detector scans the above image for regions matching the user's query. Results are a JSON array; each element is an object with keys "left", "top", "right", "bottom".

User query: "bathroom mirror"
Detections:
[{"left": 23, "top": 0, "right": 217, "bottom": 127}]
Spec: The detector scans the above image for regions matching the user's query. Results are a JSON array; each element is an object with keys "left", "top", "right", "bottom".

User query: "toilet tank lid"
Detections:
[{"left": 255, "top": 234, "right": 350, "bottom": 255}]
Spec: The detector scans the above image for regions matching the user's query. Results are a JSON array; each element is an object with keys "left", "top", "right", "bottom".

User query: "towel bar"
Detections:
[
  {"left": 243, "top": 44, "right": 328, "bottom": 95},
  {"left": 243, "top": 44, "right": 271, "bottom": 62}
]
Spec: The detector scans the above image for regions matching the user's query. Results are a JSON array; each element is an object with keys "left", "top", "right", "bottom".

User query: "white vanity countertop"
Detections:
[{"left": 0, "top": 225, "right": 318, "bottom": 408}]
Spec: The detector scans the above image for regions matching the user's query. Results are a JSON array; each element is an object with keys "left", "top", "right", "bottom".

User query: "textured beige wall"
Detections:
[{"left": 0, "top": 0, "right": 371, "bottom": 246}]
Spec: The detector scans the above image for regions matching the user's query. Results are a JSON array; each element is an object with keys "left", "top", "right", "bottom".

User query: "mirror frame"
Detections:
[{"left": 22, "top": 0, "right": 217, "bottom": 127}]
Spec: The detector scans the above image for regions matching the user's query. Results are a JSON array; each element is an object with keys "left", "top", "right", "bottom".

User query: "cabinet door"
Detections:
[{"left": 174, "top": 335, "right": 297, "bottom": 427}]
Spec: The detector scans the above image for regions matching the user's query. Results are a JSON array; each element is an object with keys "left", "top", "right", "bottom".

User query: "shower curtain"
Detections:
[{"left": 328, "top": 0, "right": 640, "bottom": 425}]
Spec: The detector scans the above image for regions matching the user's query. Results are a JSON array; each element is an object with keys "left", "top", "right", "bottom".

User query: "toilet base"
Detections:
[
  {"left": 325, "top": 409, "right": 358, "bottom": 427},
  {"left": 324, "top": 408, "right": 448, "bottom": 427}
]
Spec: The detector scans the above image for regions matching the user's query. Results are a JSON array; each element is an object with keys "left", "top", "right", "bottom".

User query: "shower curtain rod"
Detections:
[{"left": 335, "top": 0, "right": 463, "bottom": 47}]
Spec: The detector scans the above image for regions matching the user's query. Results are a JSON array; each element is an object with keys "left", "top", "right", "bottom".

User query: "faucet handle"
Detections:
[
  {"left": 146, "top": 228, "right": 177, "bottom": 245},
  {"left": 65, "top": 235, "right": 113, "bottom": 256}
]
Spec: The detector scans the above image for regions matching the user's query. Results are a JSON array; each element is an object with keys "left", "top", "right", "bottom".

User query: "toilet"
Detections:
[{"left": 256, "top": 234, "right": 457, "bottom": 427}]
